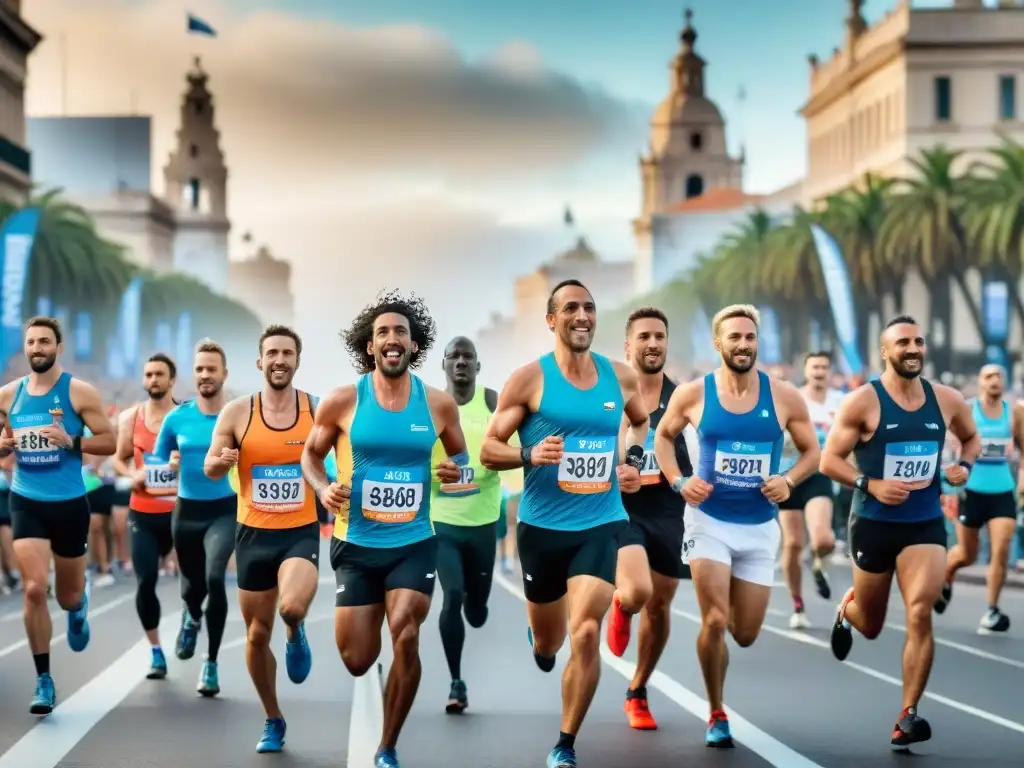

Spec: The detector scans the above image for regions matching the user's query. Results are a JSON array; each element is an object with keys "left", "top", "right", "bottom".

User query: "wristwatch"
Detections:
[
  {"left": 854, "top": 474, "right": 869, "bottom": 493},
  {"left": 670, "top": 476, "right": 685, "bottom": 493},
  {"left": 519, "top": 445, "right": 533, "bottom": 467}
]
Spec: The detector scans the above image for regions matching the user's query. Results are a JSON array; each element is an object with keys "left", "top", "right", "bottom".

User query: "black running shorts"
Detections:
[
  {"left": 847, "top": 514, "right": 947, "bottom": 574},
  {"left": 10, "top": 492, "right": 91, "bottom": 558},
  {"left": 619, "top": 514, "right": 689, "bottom": 579},
  {"left": 235, "top": 522, "right": 320, "bottom": 592},
  {"left": 516, "top": 519, "right": 625, "bottom": 604},
  {"left": 959, "top": 490, "right": 1017, "bottom": 529},
  {"left": 330, "top": 536, "right": 438, "bottom": 607},
  {"left": 778, "top": 472, "right": 834, "bottom": 511}
]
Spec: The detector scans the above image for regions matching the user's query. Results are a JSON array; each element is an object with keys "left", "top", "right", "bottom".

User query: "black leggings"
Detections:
[
  {"left": 129, "top": 511, "right": 174, "bottom": 631},
  {"left": 434, "top": 521, "right": 496, "bottom": 680},
  {"left": 172, "top": 496, "right": 236, "bottom": 661}
]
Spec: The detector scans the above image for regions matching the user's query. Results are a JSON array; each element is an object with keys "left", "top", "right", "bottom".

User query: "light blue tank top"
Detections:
[
  {"left": 346, "top": 374, "right": 437, "bottom": 548},
  {"left": 152, "top": 400, "right": 234, "bottom": 501},
  {"left": 517, "top": 352, "right": 628, "bottom": 531},
  {"left": 0, "top": 469, "right": 9, "bottom": 492},
  {"left": 696, "top": 371, "right": 783, "bottom": 525},
  {"left": 965, "top": 398, "right": 1014, "bottom": 494},
  {"left": 10, "top": 372, "right": 86, "bottom": 502}
]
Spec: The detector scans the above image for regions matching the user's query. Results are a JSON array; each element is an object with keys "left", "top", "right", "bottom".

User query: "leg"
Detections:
[
  {"left": 984, "top": 514, "right": 1017, "bottom": 630},
  {"left": 690, "top": 559, "right": 732, "bottom": 713},
  {"left": 239, "top": 586, "right": 281, "bottom": 718},
  {"left": 172, "top": 514, "right": 209, "bottom": 623},
  {"left": 777, "top": 509, "right": 806, "bottom": 618},
  {"left": 805, "top": 494, "right": 836, "bottom": 598},
  {"left": 433, "top": 524, "right": 468, "bottom": 684},
  {"left": 894, "top": 544, "right": 946, "bottom": 710},
  {"left": 129, "top": 513, "right": 164, "bottom": 645},
  {"left": 201, "top": 513, "right": 236, "bottom": 662},
  {"left": 331, "top": 538, "right": 387, "bottom": 676},
  {"left": 277, "top": 530, "right": 319, "bottom": 684},
  {"left": 50, "top": 497, "right": 92, "bottom": 651},
  {"left": 517, "top": 522, "right": 570, "bottom": 668},
  {"left": 830, "top": 514, "right": 896, "bottom": 660},
  {"left": 630, "top": 571, "right": 679, "bottom": 690},
  {"left": 112, "top": 503, "right": 131, "bottom": 570},
  {"left": 88, "top": 511, "right": 110, "bottom": 576},
  {"left": 606, "top": 535, "right": 652, "bottom": 656},
  {"left": 560, "top": 575, "right": 615, "bottom": 733}
]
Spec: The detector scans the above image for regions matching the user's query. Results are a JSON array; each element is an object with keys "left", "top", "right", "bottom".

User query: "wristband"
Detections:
[
  {"left": 853, "top": 475, "right": 869, "bottom": 493},
  {"left": 670, "top": 476, "right": 685, "bottom": 493},
  {"left": 71, "top": 435, "right": 82, "bottom": 453},
  {"left": 958, "top": 459, "right": 973, "bottom": 472},
  {"left": 783, "top": 474, "right": 794, "bottom": 488},
  {"left": 625, "top": 445, "right": 644, "bottom": 472},
  {"left": 520, "top": 445, "right": 533, "bottom": 467},
  {"left": 448, "top": 450, "right": 469, "bottom": 467}
]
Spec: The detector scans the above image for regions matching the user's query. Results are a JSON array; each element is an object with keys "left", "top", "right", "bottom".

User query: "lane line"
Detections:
[
  {"left": 0, "top": 591, "right": 137, "bottom": 660},
  {"left": 347, "top": 661, "right": 385, "bottom": 765},
  {"left": 0, "top": 588, "right": 140, "bottom": 624},
  {"left": 672, "top": 607, "right": 1024, "bottom": 736},
  {"left": 493, "top": 572, "right": 826, "bottom": 768}
]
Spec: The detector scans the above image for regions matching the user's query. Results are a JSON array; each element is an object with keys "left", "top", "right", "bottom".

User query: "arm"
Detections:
[
  {"left": 73, "top": 382, "right": 117, "bottom": 456},
  {"left": 653, "top": 381, "right": 697, "bottom": 487},
  {"left": 113, "top": 406, "right": 139, "bottom": 477},
  {"left": 301, "top": 386, "right": 351, "bottom": 499},
  {"left": 432, "top": 390, "right": 468, "bottom": 462},
  {"left": 778, "top": 382, "right": 821, "bottom": 486},
  {"left": 1014, "top": 402, "right": 1024, "bottom": 491},
  {"left": 615, "top": 362, "right": 650, "bottom": 461},
  {"left": 819, "top": 389, "right": 868, "bottom": 486},
  {"left": 204, "top": 398, "right": 245, "bottom": 479},
  {"left": 480, "top": 366, "right": 534, "bottom": 471},
  {"left": 945, "top": 388, "right": 981, "bottom": 465},
  {"left": 152, "top": 408, "right": 180, "bottom": 460}
]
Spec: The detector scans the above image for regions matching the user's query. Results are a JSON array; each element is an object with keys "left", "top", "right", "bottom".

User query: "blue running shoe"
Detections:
[
  {"left": 197, "top": 659, "right": 219, "bottom": 697},
  {"left": 705, "top": 711, "right": 734, "bottom": 748},
  {"left": 175, "top": 610, "right": 201, "bottom": 660},
  {"left": 66, "top": 592, "right": 90, "bottom": 652},
  {"left": 256, "top": 717, "right": 286, "bottom": 753},
  {"left": 147, "top": 647, "right": 168, "bottom": 680},
  {"left": 29, "top": 673, "right": 56, "bottom": 715},
  {"left": 285, "top": 622, "right": 312, "bottom": 684},
  {"left": 374, "top": 747, "right": 399, "bottom": 767},
  {"left": 527, "top": 626, "right": 556, "bottom": 673},
  {"left": 546, "top": 746, "right": 577, "bottom": 767}
]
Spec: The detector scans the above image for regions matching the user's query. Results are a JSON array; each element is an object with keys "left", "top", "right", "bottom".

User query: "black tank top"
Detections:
[
  {"left": 623, "top": 376, "right": 692, "bottom": 519},
  {"left": 851, "top": 378, "right": 944, "bottom": 523}
]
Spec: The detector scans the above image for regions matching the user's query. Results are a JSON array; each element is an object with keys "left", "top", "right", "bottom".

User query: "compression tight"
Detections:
[{"left": 129, "top": 511, "right": 173, "bottom": 631}]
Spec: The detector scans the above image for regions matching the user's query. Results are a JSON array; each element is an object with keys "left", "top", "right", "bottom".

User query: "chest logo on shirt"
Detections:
[
  {"left": 285, "top": 440, "right": 305, "bottom": 445},
  {"left": 603, "top": 402, "right": 615, "bottom": 411}
]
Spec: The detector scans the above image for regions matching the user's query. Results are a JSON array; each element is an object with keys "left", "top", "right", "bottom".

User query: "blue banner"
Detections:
[
  {"left": 982, "top": 280, "right": 1010, "bottom": 342},
  {"left": 690, "top": 308, "right": 714, "bottom": 364},
  {"left": 187, "top": 13, "right": 217, "bottom": 36},
  {"left": 810, "top": 223, "right": 863, "bottom": 375},
  {"left": 0, "top": 207, "right": 42, "bottom": 365},
  {"left": 74, "top": 312, "right": 92, "bottom": 361},
  {"left": 106, "top": 334, "right": 126, "bottom": 380},
  {"left": 155, "top": 319, "right": 173, "bottom": 353},
  {"left": 758, "top": 306, "right": 782, "bottom": 364},
  {"left": 117, "top": 276, "right": 144, "bottom": 373},
  {"left": 175, "top": 311, "right": 193, "bottom": 367},
  {"left": 809, "top": 317, "right": 821, "bottom": 351}
]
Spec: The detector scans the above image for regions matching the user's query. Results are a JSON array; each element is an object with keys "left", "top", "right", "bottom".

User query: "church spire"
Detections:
[
  {"left": 846, "top": 0, "right": 867, "bottom": 41},
  {"left": 671, "top": 7, "right": 705, "bottom": 97}
]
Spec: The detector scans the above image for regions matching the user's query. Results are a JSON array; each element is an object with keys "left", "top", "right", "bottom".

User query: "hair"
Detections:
[
  {"left": 804, "top": 349, "right": 832, "bottom": 364},
  {"left": 24, "top": 316, "right": 62, "bottom": 345},
  {"left": 546, "top": 279, "right": 591, "bottom": 315},
  {"left": 147, "top": 353, "right": 177, "bottom": 380},
  {"left": 343, "top": 289, "right": 437, "bottom": 375},
  {"left": 885, "top": 314, "right": 917, "bottom": 330},
  {"left": 259, "top": 324, "right": 302, "bottom": 356},
  {"left": 194, "top": 338, "right": 227, "bottom": 367},
  {"left": 625, "top": 306, "right": 669, "bottom": 336},
  {"left": 711, "top": 304, "right": 760, "bottom": 338}
]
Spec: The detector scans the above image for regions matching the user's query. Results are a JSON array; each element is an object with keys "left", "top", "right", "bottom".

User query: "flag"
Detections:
[
  {"left": 563, "top": 206, "right": 574, "bottom": 227},
  {"left": 116, "top": 276, "right": 144, "bottom": 372},
  {"left": 0, "top": 207, "right": 42, "bottom": 366},
  {"left": 187, "top": 13, "right": 217, "bottom": 37},
  {"left": 810, "top": 223, "right": 864, "bottom": 375}
]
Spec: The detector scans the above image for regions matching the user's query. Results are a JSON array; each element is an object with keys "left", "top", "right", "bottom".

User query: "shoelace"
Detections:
[{"left": 261, "top": 720, "right": 281, "bottom": 741}]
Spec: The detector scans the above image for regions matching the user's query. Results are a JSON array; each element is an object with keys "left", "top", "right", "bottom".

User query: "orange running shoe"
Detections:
[
  {"left": 606, "top": 594, "right": 632, "bottom": 657},
  {"left": 624, "top": 690, "right": 657, "bottom": 730}
]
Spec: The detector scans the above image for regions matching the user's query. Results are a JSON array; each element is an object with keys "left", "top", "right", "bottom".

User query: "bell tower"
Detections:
[{"left": 163, "top": 56, "right": 231, "bottom": 294}]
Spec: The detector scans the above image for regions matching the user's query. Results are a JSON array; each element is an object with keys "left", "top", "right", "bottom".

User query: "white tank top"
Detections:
[{"left": 780, "top": 388, "right": 845, "bottom": 469}]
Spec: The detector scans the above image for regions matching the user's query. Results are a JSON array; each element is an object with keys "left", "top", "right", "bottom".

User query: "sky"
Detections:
[{"left": 21, "top": 0, "right": 975, "bottom": 392}]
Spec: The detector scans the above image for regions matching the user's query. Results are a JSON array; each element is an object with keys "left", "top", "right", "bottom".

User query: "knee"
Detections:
[
  {"left": 89, "top": 516, "right": 105, "bottom": 536},
  {"left": 56, "top": 587, "right": 84, "bottom": 612},
  {"left": 390, "top": 619, "right": 421, "bottom": 659},
  {"left": 205, "top": 570, "right": 227, "bottom": 595},
  {"left": 247, "top": 618, "right": 273, "bottom": 649},
  {"left": 782, "top": 540, "right": 803, "bottom": 560},
  {"left": 701, "top": 607, "right": 728, "bottom": 638},
  {"left": 729, "top": 624, "right": 760, "bottom": 648},
  {"left": 618, "top": 578, "right": 653, "bottom": 613},
  {"left": 644, "top": 596, "right": 671, "bottom": 624},
  {"left": 278, "top": 599, "right": 307, "bottom": 628},
  {"left": 569, "top": 618, "right": 601, "bottom": 657},
  {"left": 341, "top": 648, "right": 376, "bottom": 677},
  {"left": 441, "top": 587, "right": 464, "bottom": 615},
  {"left": 958, "top": 539, "right": 979, "bottom": 565},
  {"left": 464, "top": 599, "right": 488, "bottom": 629},
  {"left": 24, "top": 579, "right": 48, "bottom": 607},
  {"left": 905, "top": 602, "right": 933, "bottom": 636}
]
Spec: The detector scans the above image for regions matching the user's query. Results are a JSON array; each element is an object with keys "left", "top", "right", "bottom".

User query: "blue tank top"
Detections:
[
  {"left": 852, "top": 379, "right": 943, "bottom": 523},
  {"left": 696, "top": 370, "right": 783, "bottom": 524},
  {"left": 9, "top": 373, "right": 86, "bottom": 502},
  {"left": 517, "top": 352, "right": 627, "bottom": 531},
  {"left": 345, "top": 374, "right": 437, "bottom": 548},
  {"left": 152, "top": 400, "right": 234, "bottom": 501},
  {"left": 0, "top": 470, "right": 8, "bottom": 492},
  {"left": 965, "top": 398, "right": 1014, "bottom": 494}
]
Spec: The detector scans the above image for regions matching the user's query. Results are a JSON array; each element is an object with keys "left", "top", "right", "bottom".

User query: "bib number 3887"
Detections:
[{"left": 557, "top": 436, "right": 614, "bottom": 494}]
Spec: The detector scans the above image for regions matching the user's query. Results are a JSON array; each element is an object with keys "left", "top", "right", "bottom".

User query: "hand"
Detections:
[
  {"left": 940, "top": 493, "right": 958, "bottom": 522},
  {"left": 867, "top": 478, "right": 916, "bottom": 506},
  {"left": 132, "top": 468, "right": 147, "bottom": 492},
  {"left": 169, "top": 451, "right": 181, "bottom": 472},
  {"left": 0, "top": 435, "right": 15, "bottom": 457},
  {"left": 617, "top": 464, "right": 641, "bottom": 493},
  {"left": 435, "top": 459, "right": 460, "bottom": 484},
  {"left": 210, "top": 447, "right": 239, "bottom": 470},
  {"left": 319, "top": 482, "right": 351, "bottom": 511},
  {"left": 944, "top": 464, "right": 969, "bottom": 487},
  {"left": 38, "top": 425, "right": 71, "bottom": 449},
  {"left": 761, "top": 475, "right": 792, "bottom": 503},
  {"left": 681, "top": 476, "right": 713, "bottom": 507},
  {"left": 529, "top": 436, "right": 563, "bottom": 466}
]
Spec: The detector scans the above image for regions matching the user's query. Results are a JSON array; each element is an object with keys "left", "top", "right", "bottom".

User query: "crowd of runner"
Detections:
[{"left": 0, "top": 283, "right": 1020, "bottom": 767}]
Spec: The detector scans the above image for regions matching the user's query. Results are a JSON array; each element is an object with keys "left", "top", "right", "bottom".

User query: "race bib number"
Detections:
[
  {"left": 361, "top": 467, "right": 423, "bottom": 523},
  {"left": 883, "top": 441, "right": 938, "bottom": 482},
  {"left": 978, "top": 437, "right": 1011, "bottom": 463},
  {"left": 439, "top": 464, "right": 481, "bottom": 497},
  {"left": 13, "top": 422, "right": 60, "bottom": 466},
  {"left": 251, "top": 464, "right": 305, "bottom": 512},
  {"left": 714, "top": 440, "right": 771, "bottom": 488},
  {"left": 640, "top": 429, "right": 661, "bottom": 486},
  {"left": 143, "top": 453, "right": 178, "bottom": 496},
  {"left": 557, "top": 436, "right": 614, "bottom": 494}
]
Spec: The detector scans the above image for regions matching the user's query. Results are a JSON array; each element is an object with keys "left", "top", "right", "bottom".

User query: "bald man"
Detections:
[{"left": 935, "top": 364, "right": 1016, "bottom": 633}]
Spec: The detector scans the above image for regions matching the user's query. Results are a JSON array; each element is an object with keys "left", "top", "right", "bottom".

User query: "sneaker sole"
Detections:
[{"left": 445, "top": 700, "right": 468, "bottom": 714}]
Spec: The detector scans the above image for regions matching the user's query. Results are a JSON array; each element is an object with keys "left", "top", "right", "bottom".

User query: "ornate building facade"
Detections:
[{"left": 0, "top": 0, "right": 40, "bottom": 203}]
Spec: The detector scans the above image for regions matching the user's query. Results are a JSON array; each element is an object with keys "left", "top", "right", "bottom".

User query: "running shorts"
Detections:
[
  {"left": 516, "top": 520, "right": 624, "bottom": 603},
  {"left": 235, "top": 522, "right": 320, "bottom": 592},
  {"left": 847, "top": 514, "right": 947, "bottom": 574},
  {"left": 330, "top": 536, "right": 438, "bottom": 607}
]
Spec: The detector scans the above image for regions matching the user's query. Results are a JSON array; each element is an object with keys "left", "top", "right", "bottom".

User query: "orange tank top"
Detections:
[
  {"left": 237, "top": 391, "right": 318, "bottom": 529},
  {"left": 130, "top": 405, "right": 178, "bottom": 513}
]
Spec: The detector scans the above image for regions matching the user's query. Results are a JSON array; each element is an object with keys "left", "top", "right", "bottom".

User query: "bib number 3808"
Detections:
[{"left": 361, "top": 467, "right": 423, "bottom": 523}]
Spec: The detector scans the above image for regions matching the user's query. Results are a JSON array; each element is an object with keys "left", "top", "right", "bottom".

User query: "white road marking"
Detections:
[
  {"left": 347, "top": 653, "right": 385, "bottom": 766},
  {"left": 493, "top": 572, "right": 826, "bottom": 768},
  {"left": 0, "top": 591, "right": 137, "bottom": 660}
]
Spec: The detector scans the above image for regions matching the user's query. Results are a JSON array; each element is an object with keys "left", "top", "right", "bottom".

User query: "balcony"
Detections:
[{"left": 0, "top": 136, "right": 29, "bottom": 175}]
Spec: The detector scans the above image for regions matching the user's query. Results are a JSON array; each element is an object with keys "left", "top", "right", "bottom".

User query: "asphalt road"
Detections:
[{"left": 0, "top": 541, "right": 1022, "bottom": 768}]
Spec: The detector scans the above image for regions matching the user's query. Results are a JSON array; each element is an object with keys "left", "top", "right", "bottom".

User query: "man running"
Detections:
[
  {"left": 778, "top": 351, "right": 844, "bottom": 629},
  {"left": 653, "top": 304, "right": 819, "bottom": 748},
  {"left": 154, "top": 340, "right": 237, "bottom": 696},
  {"left": 821, "top": 315, "right": 979, "bottom": 748},
  {"left": 429, "top": 336, "right": 502, "bottom": 714},
  {"left": 480, "top": 279, "right": 647, "bottom": 768},
  {"left": 205, "top": 325, "right": 320, "bottom": 753},
  {"left": 935, "top": 364, "right": 1016, "bottom": 632},
  {"left": 114, "top": 353, "right": 179, "bottom": 679},
  {"left": 604, "top": 307, "right": 692, "bottom": 731},
  {"left": 0, "top": 316, "right": 116, "bottom": 714},
  {"left": 301, "top": 290, "right": 466, "bottom": 768},
  {"left": 0, "top": 452, "right": 17, "bottom": 594}
]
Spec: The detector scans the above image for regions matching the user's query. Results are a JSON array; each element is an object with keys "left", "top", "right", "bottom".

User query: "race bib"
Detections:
[
  {"left": 439, "top": 464, "right": 480, "bottom": 497},
  {"left": 251, "top": 464, "right": 305, "bottom": 512},
  {"left": 143, "top": 453, "right": 178, "bottom": 496},
  {"left": 13, "top": 422, "right": 60, "bottom": 466},
  {"left": 557, "top": 436, "right": 615, "bottom": 494},
  {"left": 714, "top": 440, "right": 771, "bottom": 488},
  {"left": 361, "top": 467, "right": 423, "bottom": 523},
  {"left": 883, "top": 441, "right": 938, "bottom": 482},
  {"left": 978, "top": 437, "right": 1011, "bottom": 463},
  {"left": 639, "top": 429, "right": 662, "bottom": 486}
]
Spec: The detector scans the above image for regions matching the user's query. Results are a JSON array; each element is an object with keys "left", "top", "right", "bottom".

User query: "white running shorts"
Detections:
[{"left": 683, "top": 505, "right": 780, "bottom": 586}]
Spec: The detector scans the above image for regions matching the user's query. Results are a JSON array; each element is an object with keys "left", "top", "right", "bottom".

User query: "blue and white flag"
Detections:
[
  {"left": 810, "top": 223, "right": 863, "bottom": 375},
  {"left": 117, "top": 276, "right": 144, "bottom": 373},
  {"left": 175, "top": 311, "right": 193, "bottom": 367},
  {"left": 155, "top": 319, "right": 173, "bottom": 354},
  {"left": 0, "top": 207, "right": 41, "bottom": 365},
  {"left": 75, "top": 312, "right": 93, "bottom": 361},
  {"left": 690, "top": 307, "right": 715, "bottom": 364},
  {"left": 187, "top": 13, "right": 217, "bottom": 37},
  {"left": 758, "top": 306, "right": 782, "bottom": 365}
]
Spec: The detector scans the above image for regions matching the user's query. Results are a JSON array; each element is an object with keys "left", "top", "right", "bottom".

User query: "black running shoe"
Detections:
[
  {"left": 933, "top": 582, "right": 952, "bottom": 614},
  {"left": 891, "top": 707, "right": 931, "bottom": 750},
  {"left": 830, "top": 588, "right": 854, "bottom": 662},
  {"left": 811, "top": 558, "right": 831, "bottom": 600},
  {"left": 446, "top": 679, "right": 468, "bottom": 714}
]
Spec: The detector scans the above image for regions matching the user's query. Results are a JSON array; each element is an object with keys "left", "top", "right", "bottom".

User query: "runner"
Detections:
[
  {"left": 84, "top": 445, "right": 117, "bottom": 587},
  {"left": 778, "top": 351, "right": 844, "bottom": 629},
  {"left": 301, "top": 290, "right": 467, "bottom": 768},
  {"left": 821, "top": 315, "right": 979, "bottom": 748},
  {"left": 113, "top": 353, "right": 179, "bottom": 679},
  {"left": 480, "top": 279, "right": 648, "bottom": 768},
  {"left": 605, "top": 307, "right": 693, "bottom": 731},
  {"left": 0, "top": 452, "right": 17, "bottom": 593},
  {"left": 935, "top": 364, "right": 1015, "bottom": 633},
  {"left": 652, "top": 304, "right": 819, "bottom": 748},
  {"left": 153, "top": 340, "right": 237, "bottom": 696},
  {"left": 430, "top": 336, "right": 502, "bottom": 714},
  {"left": 205, "top": 325, "right": 320, "bottom": 753},
  {"left": 0, "top": 316, "right": 116, "bottom": 714}
]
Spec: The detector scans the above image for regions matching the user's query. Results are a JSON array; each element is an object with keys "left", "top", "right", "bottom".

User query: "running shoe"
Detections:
[
  {"left": 197, "top": 659, "right": 219, "bottom": 697},
  {"left": 891, "top": 706, "right": 931, "bottom": 750},
  {"left": 256, "top": 717, "right": 286, "bottom": 753},
  {"left": 374, "top": 747, "right": 400, "bottom": 767},
  {"left": 147, "top": 647, "right": 168, "bottom": 680},
  {"left": 811, "top": 556, "right": 831, "bottom": 599},
  {"left": 605, "top": 593, "right": 632, "bottom": 657},
  {"left": 624, "top": 687, "right": 657, "bottom": 730},
  {"left": 933, "top": 581, "right": 952, "bottom": 614},
  {"left": 705, "top": 710, "right": 734, "bottom": 748},
  {"left": 829, "top": 587, "right": 855, "bottom": 661},
  {"left": 29, "top": 673, "right": 56, "bottom": 715},
  {"left": 285, "top": 621, "right": 312, "bottom": 683},
  {"left": 546, "top": 746, "right": 577, "bottom": 767},
  {"left": 978, "top": 607, "right": 1010, "bottom": 634},
  {"left": 66, "top": 592, "right": 91, "bottom": 652},
  {"left": 175, "top": 610, "right": 201, "bottom": 660},
  {"left": 527, "top": 626, "right": 556, "bottom": 672},
  {"left": 446, "top": 679, "right": 468, "bottom": 714}
]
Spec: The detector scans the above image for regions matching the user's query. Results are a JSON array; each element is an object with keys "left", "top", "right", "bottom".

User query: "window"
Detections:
[
  {"left": 189, "top": 143, "right": 199, "bottom": 158},
  {"left": 934, "top": 76, "right": 951, "bottom": 122},
  {"left": 689, "top": 131, "right": 703, "bottom": 151},
  {"left": 1000, "top": 75, "right": 1016, "bottom": 121},
  {"left": 188, "top": 178, "right": 200, "bottom": 211},
  {"left": 684, "top": 174, "right": 704, "bottom": 199}
]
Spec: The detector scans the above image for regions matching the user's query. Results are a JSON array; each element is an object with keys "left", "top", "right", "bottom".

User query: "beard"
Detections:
[
  {"left": 147, "top": 388, "right": 168, "bottom": 400},
  {"left": 635, "top": 351, "right": 665, "bottom": 374},
  {"left": 890, "top": 356, "right": 923, "bottom": 380},
  {"left": 723, "top": 349, "right": 756, "bottom": 373},
  {"left": 197, "top": 381, "right": 222, "bottom": 397},
  {"left": 265, "top": 368, "right": 294, "bottom": 391},
  {"left": 376, "top": 350, "right": 411, "bottom": 378},
  {"left": 28, "top": 354, "right": 56, "bottom": 374}
]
